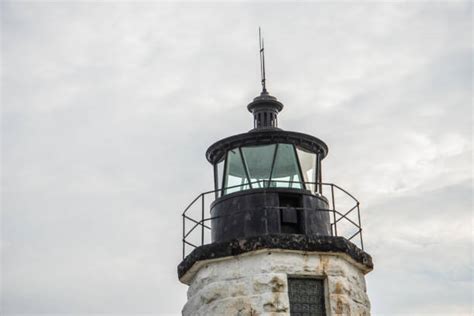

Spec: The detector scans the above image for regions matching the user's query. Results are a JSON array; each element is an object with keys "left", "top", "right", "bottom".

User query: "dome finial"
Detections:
[
  {"left": 259, "top": 27, "right": 268, "bottom": 94},
  {"left": 248, "top": 28, "right": 283, "bottom": 129}
]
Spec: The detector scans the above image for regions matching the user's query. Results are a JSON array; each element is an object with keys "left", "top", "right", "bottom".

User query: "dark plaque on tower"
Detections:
[{"left": 288, "top": 278, "right": 326, "bottom": 316}]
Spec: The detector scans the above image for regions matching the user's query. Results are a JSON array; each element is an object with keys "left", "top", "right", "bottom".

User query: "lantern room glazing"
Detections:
[{"left": 213, "top": 143, "right": 322, "bottom": 197}]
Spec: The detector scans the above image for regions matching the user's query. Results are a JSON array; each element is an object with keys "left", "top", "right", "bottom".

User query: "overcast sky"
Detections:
[{"left": 1, "top": 1, "right": 472, "bottom": 315}]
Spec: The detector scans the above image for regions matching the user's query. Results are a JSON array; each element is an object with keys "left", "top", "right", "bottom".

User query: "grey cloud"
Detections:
[{"left": 1, "top": 1, "right": 472, "bottom": 315}]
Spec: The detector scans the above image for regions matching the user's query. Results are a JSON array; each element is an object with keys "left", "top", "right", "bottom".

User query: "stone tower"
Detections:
[{"left": 178, "top": 36, "right": 373, "bottom": 316}]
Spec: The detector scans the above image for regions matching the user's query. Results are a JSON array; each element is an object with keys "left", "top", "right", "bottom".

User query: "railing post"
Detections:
[
  {"left": 357, "top": 204, "right": 364, "bottom": 250},
  {"left": 318, "top": 157, "right": 322, "bottom": 193},
  {"left": 182, "top": 214, "right": 185, "bottom": 259},
  {"left": 201, "top": 194, "right": 205, "bottom": 246},
  {"left": 213, "top": 164, "right": 219, "bottom": 200},
  {"left": 331, "top": 184, "right": 337, "bottom": 236}
]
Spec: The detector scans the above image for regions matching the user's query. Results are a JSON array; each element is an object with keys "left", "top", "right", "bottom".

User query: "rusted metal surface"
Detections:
[{"left": 177, "top": 234, "right": 373, "bottom": 280}]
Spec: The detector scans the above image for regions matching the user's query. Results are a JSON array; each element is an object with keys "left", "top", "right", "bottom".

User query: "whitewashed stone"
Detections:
[{"left": 181, "top": 250, "right": 371, "bottom": 316}]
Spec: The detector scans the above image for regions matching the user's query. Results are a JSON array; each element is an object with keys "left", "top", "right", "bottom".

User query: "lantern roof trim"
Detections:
[{"left": 206, "top": 129, "right": 328, "bottom": 164}]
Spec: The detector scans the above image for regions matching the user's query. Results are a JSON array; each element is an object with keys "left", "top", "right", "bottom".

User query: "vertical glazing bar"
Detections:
[
  {"left": 201, "top": 194, "right": 205, "bottom": 245},
  {"left": 293, "top": 145, "right": 306, "bottom": 190},
  {"left": 213, "top": 164, "right": 218, "bottom": 199},
  {"left": 239, "top": 147, "right": 252, "bottom": 189},
  {"left": 313, "top": 154, "right": 318, "bottom": 194},
  {"left": 221, "top": 151, "right": 228, "bottom": 196},
  {"left": 318, "top": 157, "right": 323, "bottom": 194},
  {"left": 331, "top": 184, "right": 337, "bottom": 236},
  {"left": 268, "top": 144, "right": 279, "bottom": 188}
]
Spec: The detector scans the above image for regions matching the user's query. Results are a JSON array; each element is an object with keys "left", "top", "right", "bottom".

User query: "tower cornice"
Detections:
[{"left": 178, "top": 234, "right": 373, "bottom": 283}]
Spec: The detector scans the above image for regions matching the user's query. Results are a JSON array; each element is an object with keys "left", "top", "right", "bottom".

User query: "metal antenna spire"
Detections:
[{"left": 259, "top": 27, "right": 267, "bottom": 94}]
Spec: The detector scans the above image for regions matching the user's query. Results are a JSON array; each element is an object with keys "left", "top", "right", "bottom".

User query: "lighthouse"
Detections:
[{"left": 178, "top": 33, "right": 373, "bottom": 316}]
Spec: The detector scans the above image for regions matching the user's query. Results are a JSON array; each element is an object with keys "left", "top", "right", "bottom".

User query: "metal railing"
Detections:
[{"left": 181, "top": 181, "right": 364, "bottom": 259}]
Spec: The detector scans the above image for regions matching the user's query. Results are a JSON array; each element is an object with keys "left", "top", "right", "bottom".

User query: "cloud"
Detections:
[{"left": 1, "top": 1, "right": 472, "bottom": 315}]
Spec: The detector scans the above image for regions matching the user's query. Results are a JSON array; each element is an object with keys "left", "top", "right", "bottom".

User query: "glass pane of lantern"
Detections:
[
  {"left": 270, "top": 144, "right": 303, "bottom": 189},
  {"left": 216, "top": 158, "right": 225, "bottom": 191},
  {"left": 223, "top": 149, "right": 250, "bottom": 195},
  {"left": 296, "top": 146, "right": 316, "bottom": 192},
  {"left": 241, "top": 144, "right": 277, "bottom": 188}
]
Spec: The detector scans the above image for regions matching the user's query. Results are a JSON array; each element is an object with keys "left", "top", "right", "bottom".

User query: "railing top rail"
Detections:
[
  {"left": 182, "top": 181, "right": 358, "bottom": 217},
  {"left": 199, "top": 206, "right": 361, "bottom": 229},
  {"left": 321, "top": 182, "right": 359, "bottom": 204}
]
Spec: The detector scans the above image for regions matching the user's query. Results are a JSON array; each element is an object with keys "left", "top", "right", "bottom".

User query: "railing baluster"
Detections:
[
  {"left": 182, "top": 214, "right": 185, "bottom": 259},
  {"left": 334, "top": 205, "right": 358, "bottom": 224},
  {"left": 357, "top": 205, "right": 364, "bottom": 250},
  {"left": 201, "top": 194, "right": 205, "bottom": 246},
  {"left": 183, "top": 215, "right": 211, "bottom": 229},
  {"left": 331, "top": 184, "right": 337, "bottom": 236}
]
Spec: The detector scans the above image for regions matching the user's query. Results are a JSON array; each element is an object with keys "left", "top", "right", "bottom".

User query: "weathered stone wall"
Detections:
[{"left": 181, "top": 250, "right": 371, "bottom": 316}]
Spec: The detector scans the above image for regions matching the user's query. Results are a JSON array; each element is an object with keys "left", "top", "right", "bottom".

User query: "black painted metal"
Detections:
[
  {"left": 206, "top": 129, "right": 328, "bottom": 165},
  {"left": 259, "top": 27, "right": 267, "bottom": 94},
  {"left": 178, "top": 234, "right": 373, "bottom": 280},
  {"left": 288, "top": 278, "right": 326, "bottom": 316},
  {"left": 210, "top": 188, "right": 331, "bottom": 242},
  {"left": 247, "top": 91, "right": 283, "bottom": 129},
  {"left": 213, "top": 164, "right": 218, "bottom": 199},
  {"left": 220, "top": 151, "right": 228, "bottom": 197},
  {"left": 181, "top": 181, "right": 365, "bottom": 259}
]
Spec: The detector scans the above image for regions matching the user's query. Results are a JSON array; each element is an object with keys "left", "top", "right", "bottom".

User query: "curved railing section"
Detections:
[{"left": 181, "top": 181, "right": 364, "bottom": 259}]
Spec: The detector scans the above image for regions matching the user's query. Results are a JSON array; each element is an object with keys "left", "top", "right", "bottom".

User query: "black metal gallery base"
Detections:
[{"left": 178, "top": 234, "right": 373, "bottom": 280}]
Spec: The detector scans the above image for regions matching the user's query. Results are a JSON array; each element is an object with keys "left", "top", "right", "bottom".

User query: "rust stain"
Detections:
[
  {"left": 263, "top": 293, "right": 288, "bottom": 313},
  {"left": 270, "top": 276, "right": 285, "bottom": 292},
  {"left": 320, "top": 255, "right": 329, "bottom": 275},
  {"left": 334, "top": 295, "right": 351, "bottom": 315},
  {"left": 302, "top": 253, "right": 310, "bottom": 272},
  {"left": 335, "top": 296, "right": 344, "bottom": 314},
  {"left": 334, "top": 282, "right": 344, "bottom": 294},
  {"left": 232, "top": 297, "right": 254, "bottom": 316}
]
